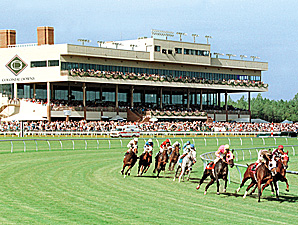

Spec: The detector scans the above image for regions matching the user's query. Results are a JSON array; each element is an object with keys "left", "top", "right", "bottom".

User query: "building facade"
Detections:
[{"left": 0, "top": 27, "right": 268, "bottom": 121}]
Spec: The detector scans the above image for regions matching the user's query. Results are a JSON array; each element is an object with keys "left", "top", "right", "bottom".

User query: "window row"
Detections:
[
  {"left": 61, "top": 62, "right": 261, "bottom": 81},
  {"left": 154, "top": 45, "right": 209, "bottom": 56},
  {"left": 31, "top": 60, "right": 59, "bottom": 68}
]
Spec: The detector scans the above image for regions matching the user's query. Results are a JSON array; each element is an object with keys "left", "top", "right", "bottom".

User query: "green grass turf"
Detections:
[{"left": 0, "top": 137, "right": 297, "bottom": 224}]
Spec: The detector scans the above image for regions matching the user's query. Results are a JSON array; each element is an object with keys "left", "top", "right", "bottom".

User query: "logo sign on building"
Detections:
[{"left": 6, "top": 55, "right": 28, "bottom": 76}]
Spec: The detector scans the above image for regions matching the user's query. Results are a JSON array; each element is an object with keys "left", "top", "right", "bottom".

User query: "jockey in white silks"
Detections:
[
  {"left": 251, "top": 149, "right": 274, "bottom": 171},
  {"left": 125, "top": 138, "right": 138, "bottom": 156}
]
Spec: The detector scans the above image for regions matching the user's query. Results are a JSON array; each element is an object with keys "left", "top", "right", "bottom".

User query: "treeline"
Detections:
[{"left": 225, "top": 93, "right": 298, "bottom": 122}]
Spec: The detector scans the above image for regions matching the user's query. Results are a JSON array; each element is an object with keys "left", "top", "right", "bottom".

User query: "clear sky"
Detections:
[{"left": 1, "top": 0, "right": 297, "bottom": 100}]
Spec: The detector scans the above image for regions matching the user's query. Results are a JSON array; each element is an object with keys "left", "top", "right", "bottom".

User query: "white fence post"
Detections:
[
  {"left": 11, "top": 141, "right": 13, "bottom": 153},
  {"left": 216, "top": 138, "right": 218, "bottom": 146},
  {"left": 120, "top": 140, "right": 123, "bottom": 148},
  {"left": 85, "top": 140, "right": 87, "bottom": 150},
  {"left": 35, "top": 140, "right": 38, "bottom": 151},
  {"left": 108, "top": 140, "right": 111, "bottom": 149},
  {"left": 60, "top": 140, "right": 63, "bottom": 150},
  {"left": 228, "top": 138, "right": 231, "bottom": 145},
  {"left": 240, "top": 138, "right": 242, "bottom": 146},
  {"left": 262, "top": 138, "right": 265, "bottom": 145},
  {"left": 23, "top": 141, "right": 26, "bottom": 152},
  {"left": 97, "top": 140, "right": 99, "bottom": 149},
  {"left": 251, "top": 138, "right": 253, "bottom": 145},
  {"left": 204, "top": 138, "right": 207, "bottom": 146},
  {"left": 72, "top": 140, "right": 75, "bottom": 150},
  {"left": 47, "top": 141, "right": 51, "bottom": 151}
]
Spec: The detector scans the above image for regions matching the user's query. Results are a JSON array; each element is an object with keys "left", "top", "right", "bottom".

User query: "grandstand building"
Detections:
[{"left": 0, "top": 27, "right": 268, "bottom": 122}]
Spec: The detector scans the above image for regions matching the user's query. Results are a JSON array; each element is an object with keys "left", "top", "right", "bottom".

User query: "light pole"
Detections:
[
  {"left": 151, "top": 29, "right": 174, "bottom": 40},
  {"left": 130, "top": 44, "right": 138, "bottom": 50},
  {"left": 250, "top": 56, "right": 260, "bottom": 61},
  {"left": 176, "top": 32, "right": 187, "bottom": 41},
  {"left": 226, "top": 54, "right": 236, "bottom": 59},
  {"left": 112, "top": 42, "right": 122, "bottom": 49},
  {"left": 213, "top": 53, "right": 224, "bottom": 58},
  {"left": 205, "top": 35, "right": 212, "bottom": 44},
  {"left": 191, "top": 34, "right": 199, "bottom": 43},
  {"left": 97, "top": 41, "right": 105, "bottom": 47},
  {"left": 77, "top": 39, "right": 91, "bottom": 46},
  {"left": 240, "top": 55, "right": 247, "bottom": 60}
]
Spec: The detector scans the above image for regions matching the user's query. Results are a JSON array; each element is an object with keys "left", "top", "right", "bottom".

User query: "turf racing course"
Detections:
[{"left": 0, "top": 136, "right": 297, "bottom": 224}]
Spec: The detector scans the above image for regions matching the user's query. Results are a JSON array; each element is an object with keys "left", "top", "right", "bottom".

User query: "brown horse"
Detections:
[
  {"left": 168, "top": 145, "right": 180, "bottom": 171},
  {"left": 153, "top": 150, "right": 168, "bottom": 178},
  {"left": 196, "top": 151, "right": 235, "bottom": 195},
  {"left": 137, "top": 151, "right": 152, "bottom": 176},
  {"left": 121, "top": 148, "right": 138, "bottom": 178},
  {"left": 235, "top": 161, "right": 274, "bottom": 202},
  {"left": 248, "top": 152, "right": 290, "bottom": 198}
]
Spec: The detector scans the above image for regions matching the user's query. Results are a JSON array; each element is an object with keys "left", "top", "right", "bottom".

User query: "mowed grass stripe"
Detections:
[{"left": 0, "top": 138, "right": 297, "bottom": 224}]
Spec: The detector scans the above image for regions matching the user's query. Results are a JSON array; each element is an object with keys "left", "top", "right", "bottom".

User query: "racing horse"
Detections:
[
  {"left": 168, "top": 145, "right": 180, "bottom": 171},
  {"left": 196, "top": 151, "right": 234, "bottom": 195},
  {"left": 245, "top": 151, "right": 290, "bottom": 199},
  {"left": 153, "top": 149, "right": 168, "bottom": 178},
  {"left": 121, "top": 148, "right": 138, "bottom": 178},
  {"left": 173, "top": 149, "right": 196, "bottom": 182},
  {"left": 137, "top": 151, "right": 152, "bottom": 176}
]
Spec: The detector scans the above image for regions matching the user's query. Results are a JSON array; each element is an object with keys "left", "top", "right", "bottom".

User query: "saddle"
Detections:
[
  {"left": 249, "top": 163, "right": 258, "bottom": 174},
  {"left": 206, "top": 162, "right": 215, "bottom": 170}
]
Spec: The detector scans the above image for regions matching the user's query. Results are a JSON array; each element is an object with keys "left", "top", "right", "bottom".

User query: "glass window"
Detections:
[
  {"left": 31, "top": 61, "right": 47, "bottom": 68},
  {"left": 162, "top": 49, "right": 167, "bottom": 54},
  {"left": 154, "top": 45, "right": 161, "bottom": 52},
  {"left": 184, "top": 49, "right": 190, "bottom": 55},
  {"left": 168, "top": 49, "right": 173, "bottom": 55},
  {"left": 175, "top": 48, "right": 182, "bottom": 54},
  {"left": 48, "top": 60, "right": 59, "bottom": 67}
]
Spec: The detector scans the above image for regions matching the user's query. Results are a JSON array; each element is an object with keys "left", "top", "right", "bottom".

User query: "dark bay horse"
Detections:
[
  {"left": 153, "top": 150, "right": 168, "bottom": 178},
  {"left": 137, "top": 151, "right": 152, "bottom": 176},
  {"left": 196, "top": 152, "right": 234, "bottom": 195},
  {"left": 168, "top": 145, "right": 180, "bottom": 171},
  {"left": 121, "top": 148, "right": 138, "bottom": 178},
  {"left": 247, "top": 152, "right": 290, "bottom": 199}
]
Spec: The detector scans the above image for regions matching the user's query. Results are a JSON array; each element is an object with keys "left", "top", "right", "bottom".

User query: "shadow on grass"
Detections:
[{"left": 220, "top": 191, "right": 298, "bottom": 203}]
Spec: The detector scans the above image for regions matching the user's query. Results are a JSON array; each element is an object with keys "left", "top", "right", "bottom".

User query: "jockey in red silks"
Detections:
[
  {"left": 272, "top": 145, "right": 284, "bottom": 158},
  {"left": 214, "top": 144, "right": 230, "bottom": 164}
]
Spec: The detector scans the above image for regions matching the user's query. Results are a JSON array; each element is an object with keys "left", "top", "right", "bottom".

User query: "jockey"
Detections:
[
  {"left": 125, "top": 138, "right": 138, "bottom": 156},
  {"left": 158, "top": 139, "right": 171, "bottom": 154},
  {"left": 272, "top": 145, "right": 284, "bottom": 158},
  {"left": 251, "top": 149, "right": 272, "bottom": 171},
  {"left": 143, "top": 139, "right": 154, "bottom": 169},
  {"left": 180, "top": 143, "right": 194, "bottom": 160},
  {"left": 143, "top": 139, "right": 154, "bottom": 155},
  {"left": 182, "top": 141, "right": 191, "bottom": 152},
  {"left": 214, "top": 144, "right": 230, "bottom": 164},
  {"left": 171, "top": 141, "right": 181, "bottom": 152}
]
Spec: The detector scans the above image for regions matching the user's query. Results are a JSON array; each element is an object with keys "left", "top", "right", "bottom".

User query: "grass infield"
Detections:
[{"left": 0, "top": 137, "right": 297, "bottom": 224}]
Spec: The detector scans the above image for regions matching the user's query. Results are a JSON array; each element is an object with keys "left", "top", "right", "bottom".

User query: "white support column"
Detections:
[
  {"left": 47, "top": 82, "right": 51, "bottom": 121},
  {"left": 13, "top": 83, "right": 17, "bottom": 99}
]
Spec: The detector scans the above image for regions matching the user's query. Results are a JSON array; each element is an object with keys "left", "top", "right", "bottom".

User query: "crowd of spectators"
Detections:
[
  {"left": 70, "top": 69, "right": 267, "bottom": 87},
  {"left": 0, "top": 120, "right": 297, "bottom": 133}
]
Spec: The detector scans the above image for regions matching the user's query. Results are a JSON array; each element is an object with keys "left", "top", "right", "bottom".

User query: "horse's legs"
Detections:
[
  {"left": 178, "top": 166, "right": 185, "bottom": 183},
  {"left": 204, "top": 178, "right": 215, "bottom": 195},
  {"left": 236, "top": 176, "right": 250, "bottom": 193},
  {"left": 243, "top": 181, "right": 256, "bottom": 198},
  {"left": 280, "top": 176, "right": 289, "bottom": 192},
  {"left": 124, "top": 165, "right": 132, "bottom": 178},
  {"left": 273, "top": 180, "right": 279, "bottom": 200},
  {"left": 121, "top": 164, "right": 126, "bottom": 175},
  {"left": 137, "top": 163, "right": 141, "bottom": 176},
  {"left": 187, "top": 167, "right": 192, "bottom": 181},
  {"left": 249, "top": 184, "right": 257, "bottom": 195},
  {"left": 196, "top": 170, "right": 209, "bottom": 190},
  {"left": 258, "top": 180, "right": 262, "bottom": 202},
  {"left": 261, "top": 179, "right": 272, "bottom": 196},
  {"left": 173, "top": 164, "right": 180, "bottom": 181},
  {"left": 216, "top": 177, "right": 220, "bottom": 195}
]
